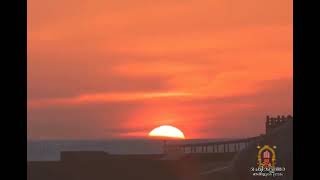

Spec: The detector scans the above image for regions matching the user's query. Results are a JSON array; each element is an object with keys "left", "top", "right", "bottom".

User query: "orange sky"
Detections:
[{"left": 28, "top": 0, "right": 292, "bottom": 140}]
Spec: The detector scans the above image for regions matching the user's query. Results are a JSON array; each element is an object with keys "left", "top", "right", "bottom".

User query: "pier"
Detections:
[
  {"left": 165, "top": 115, "right": 293, "bottom": 154},
  {"left": 164, "top": 136, "right": 261, "bottom": 154}
]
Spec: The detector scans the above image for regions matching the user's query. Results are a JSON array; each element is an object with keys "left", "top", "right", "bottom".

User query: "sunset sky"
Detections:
[{"left": 28, "top": 0, "right": 292, "bottom": 140}]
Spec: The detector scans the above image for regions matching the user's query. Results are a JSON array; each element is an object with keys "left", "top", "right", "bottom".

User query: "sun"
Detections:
[{"left": 148, "top": 125, "right": 185, "bottom": 139}]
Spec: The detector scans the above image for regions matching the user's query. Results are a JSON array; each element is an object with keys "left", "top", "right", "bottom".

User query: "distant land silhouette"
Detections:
[{"left": 28, "top": 138, "right": 236, "bottom": 161}]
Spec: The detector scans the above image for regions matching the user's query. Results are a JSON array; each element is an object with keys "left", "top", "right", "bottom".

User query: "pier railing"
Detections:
[{"left": 164, "top": 136, "right": 261, "bottom": 154}]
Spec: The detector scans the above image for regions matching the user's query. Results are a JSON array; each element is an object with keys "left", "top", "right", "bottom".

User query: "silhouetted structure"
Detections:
[
  {"left": 60, "top": 151, "right": 110, "bottom": 161},
  {"left": 165, "top": 137, "right": 260, "bottom": 154},
  {"left": 165, "top": 114, "right": 293, "bottom": 154},
  {"left": 231, "top": 115, "right": 293, "bottom": 180},
  {"left": 266, "top": 115, "right": 293, "bottom": 134}
]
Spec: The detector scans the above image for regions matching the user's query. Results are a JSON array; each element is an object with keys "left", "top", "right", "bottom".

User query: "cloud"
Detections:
[
  {"left": 28, "top": 78, "right": 292, "bottom": 139},
  {"left": 28, "top": 91, "right": 194, "bottom": 108}
]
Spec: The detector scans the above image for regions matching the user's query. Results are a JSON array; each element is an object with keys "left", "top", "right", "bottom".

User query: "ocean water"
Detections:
[{"left": 27, "top": 139, "right": 228, "bottom": 161}]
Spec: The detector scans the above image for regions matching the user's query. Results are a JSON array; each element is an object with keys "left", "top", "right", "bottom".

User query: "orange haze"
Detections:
[{"left": 28, "top": 0, "right": 292, "bottom": 140}]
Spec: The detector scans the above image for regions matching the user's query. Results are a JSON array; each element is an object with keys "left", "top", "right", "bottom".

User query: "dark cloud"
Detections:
[{"left": 28, "top": 78, "right": 292, "bottom": 139}]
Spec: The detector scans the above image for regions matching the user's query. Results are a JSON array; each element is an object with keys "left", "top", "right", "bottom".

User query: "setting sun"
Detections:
[{"left": 148, "top": 125, "right": 185, "bottom": 139}]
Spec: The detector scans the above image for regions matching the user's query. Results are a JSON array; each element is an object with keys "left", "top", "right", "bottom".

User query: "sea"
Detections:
[{"left": 27, "top": 139, "right": 231, "bottom": 161}]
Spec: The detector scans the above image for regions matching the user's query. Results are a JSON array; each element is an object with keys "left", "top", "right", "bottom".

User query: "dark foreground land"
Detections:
[
  {"left": 28, "top": 152, "right": 234, "bottom": 180},
  {"left": 28, "top": 120, "right": 292, "bottom": 180}
]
